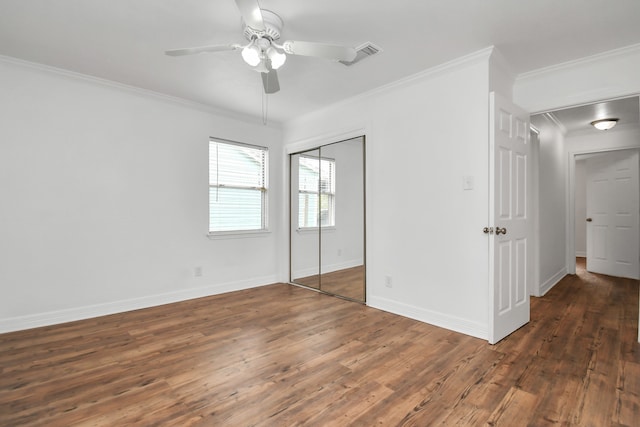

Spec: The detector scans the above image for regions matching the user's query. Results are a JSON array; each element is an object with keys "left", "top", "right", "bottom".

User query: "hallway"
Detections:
[{"left": 491, "top": 257, "right": 640, "bottom": 425}]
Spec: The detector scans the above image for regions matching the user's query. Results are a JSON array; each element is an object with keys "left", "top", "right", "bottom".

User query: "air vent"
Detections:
[{"left": 340, "top": 42, "right": 382, "bottom": 66}]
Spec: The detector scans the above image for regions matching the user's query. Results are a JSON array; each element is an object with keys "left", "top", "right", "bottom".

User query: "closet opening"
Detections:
[{"left": 289, "top": 135, "right": 366, "bottom": 303}]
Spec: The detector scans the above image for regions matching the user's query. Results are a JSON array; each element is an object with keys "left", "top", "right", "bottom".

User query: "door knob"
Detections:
[
  {"left": 586, "top": 218, "right": 593, "bottom": 222},
  {"left": 496, "top": 227, "right": 507, "bottom": 235},
  {"left": 483, "top": 227, "right": 494, "bottom": 234}
]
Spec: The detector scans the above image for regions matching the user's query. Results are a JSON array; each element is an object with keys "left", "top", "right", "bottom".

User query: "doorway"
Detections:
[
  {"left": 532, "top": 95, "right": 640, "bottom": 343},
  {"left": 531, "top": 95, "right": 640, "bottom": 280},
  {"left": 573, "top": 149, "right": 640, "bottom": 279}
]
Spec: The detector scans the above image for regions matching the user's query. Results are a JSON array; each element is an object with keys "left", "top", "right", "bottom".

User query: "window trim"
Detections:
[
  {"left": 295, "top": 226, "right": 336, "bottom": 234},
  {"left": 207, "top": 229, "right": 271, "bottom": 240},
  {"left": 208, "top": 138, "right": 269, "bottom": 236}
]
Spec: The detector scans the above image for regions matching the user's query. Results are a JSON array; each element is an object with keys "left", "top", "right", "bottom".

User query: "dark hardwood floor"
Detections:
[{"left": 1, "top": 259, "right": 638, "bottom": 426}]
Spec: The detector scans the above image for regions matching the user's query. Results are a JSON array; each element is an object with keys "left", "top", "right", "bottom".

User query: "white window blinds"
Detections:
[
  {"left": 209, "top": 139, "right": 268, "bottom": 233},
  {"left": 298, "top": 155, "right": 335, "bottom": 228}
]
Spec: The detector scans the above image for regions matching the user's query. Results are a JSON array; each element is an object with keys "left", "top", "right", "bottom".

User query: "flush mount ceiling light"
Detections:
[{"left": 590, "top": 118, "right": 619, "bottom": 131}]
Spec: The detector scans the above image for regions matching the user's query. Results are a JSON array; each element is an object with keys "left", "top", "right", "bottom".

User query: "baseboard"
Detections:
[
  {"left": 575, "top": 251, "right": 586, "bottom": 257},
  {"left": 292, "top": 258, "right": 364, "bottom": 278},
  {"left": 367, "top": 296, "right": 487, "bottom": 340},
  {"left": 539, "top": 267, "right": 567, "bottom": 296},
  {"left": 323, "top": 259, "right": 364, "bottom": 274},
  {"left": 0, "top": 275, "right": 277, "bottom": 334}
]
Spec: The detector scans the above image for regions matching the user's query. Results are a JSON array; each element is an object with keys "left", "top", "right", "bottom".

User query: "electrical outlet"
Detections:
[
  {"left": 385, "top": 275, "right": 393, "bottom": 288},
  {"left": 194, "top": 266, "right": 203, "bottom": 277}
]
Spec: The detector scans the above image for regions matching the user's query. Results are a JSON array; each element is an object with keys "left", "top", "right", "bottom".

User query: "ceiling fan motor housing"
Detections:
[{"left": 243, "top": 9, "right": 283, "bottom": 41}]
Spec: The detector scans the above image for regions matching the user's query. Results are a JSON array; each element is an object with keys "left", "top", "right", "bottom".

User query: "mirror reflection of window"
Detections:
[{"left": 298, "top": 155, "right": 335, "bottom": 229}]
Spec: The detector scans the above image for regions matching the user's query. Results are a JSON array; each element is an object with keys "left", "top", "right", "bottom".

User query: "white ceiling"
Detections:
[{"left": 1, "top": 0, "right": 640, "bottom": 125}]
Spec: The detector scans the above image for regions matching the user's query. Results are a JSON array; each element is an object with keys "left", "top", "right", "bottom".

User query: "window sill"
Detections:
[
  {"left": 207, "top": 229, "right": 271, "bottom": 240},
  {"left": 296, "top": 226, "right": 336, "bottom": 234}
]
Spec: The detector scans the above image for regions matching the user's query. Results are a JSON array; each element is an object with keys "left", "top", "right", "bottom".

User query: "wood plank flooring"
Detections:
[
  {"left": 292, "top": 265, "right": 365, "bottom": 302},
  {"left": 1, "top": 259, "right": 638, "bottom": 426}
]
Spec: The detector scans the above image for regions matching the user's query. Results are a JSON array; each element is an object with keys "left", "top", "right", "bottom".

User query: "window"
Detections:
[
  {"left": 209, "top": 139, "right": 268, "bottom": 233},
  {"left": 298, "top": 155, "right": 335, "bottom": 228}
]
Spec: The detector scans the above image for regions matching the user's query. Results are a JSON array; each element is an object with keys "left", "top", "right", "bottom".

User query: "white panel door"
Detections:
[
  {"left": 586, "top": 150, "right": 639, "bottom": 279},
  {"left": 488, "top": 92, "right": 531, "bottom": 345}
]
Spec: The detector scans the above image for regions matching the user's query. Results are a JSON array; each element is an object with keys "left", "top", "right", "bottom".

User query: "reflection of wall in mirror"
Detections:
[{"left": 290, "top": 153, "right": 320, "bottom": 279}]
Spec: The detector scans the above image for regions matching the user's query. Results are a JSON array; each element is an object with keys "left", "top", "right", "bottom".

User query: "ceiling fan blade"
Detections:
[
  {"left": 235, "top": 0, "right": 265, "bottom": 31},
  {"left": 282, "top": 41, "right": 357, "bottom": 62},
  {"left": 261, "top": 69, "right": 280, "bottom": 94},
  {"left": 165, "top": 44, "right": 239, "bottom": 56}
]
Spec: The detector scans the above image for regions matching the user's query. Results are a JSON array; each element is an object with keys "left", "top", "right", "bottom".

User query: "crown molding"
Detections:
[
  {"left": 542, "top": 112, "right": 568, "bottom": 135},
  {"left": 0, "top": 54, "right": 282, "bottom": 129},
  {"left": 516, "top": 43, "right": 640, "bottom": 82},
  {"left": 288, "top": 46, "right": 495, "bottom": 126},
  {"left": 369, "top": 46, "right": 495, "bottom": 95}
]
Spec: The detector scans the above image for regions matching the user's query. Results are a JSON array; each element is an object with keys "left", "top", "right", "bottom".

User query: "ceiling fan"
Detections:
[{"left": 165, "top": 0, "right": 357, "bottom": 94}]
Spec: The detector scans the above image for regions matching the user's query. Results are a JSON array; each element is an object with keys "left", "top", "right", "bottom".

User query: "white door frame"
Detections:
[
  {"left": 530, "top": 128, "right": 541, "bottom": 297},
  {"left": 566, "top": 146, "right": 640, "bottom": 275}
]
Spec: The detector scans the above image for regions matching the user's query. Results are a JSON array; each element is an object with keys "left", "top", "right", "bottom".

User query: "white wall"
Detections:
[
  {"left": 534, "top": 120, "right": 567, "bottom": 295},
  {"left": 284, "top": 49, "right": 493, "bottom": 339},
  {"left": 565, "top": 126, "right": 640, "bottom": 154},
  {"left": 0, "top": 58, "right": 283, "bottom": 332},
  {"left": 574, "top": 159, "right": 587, "bottom": 256},
  {"left": 514, "top": 43, "right": 640, "bottom": 114}
]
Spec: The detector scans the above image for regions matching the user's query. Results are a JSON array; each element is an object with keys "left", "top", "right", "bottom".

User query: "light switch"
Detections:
[{"left": 463, "top": 175, "right": 474, "bottom": 190}]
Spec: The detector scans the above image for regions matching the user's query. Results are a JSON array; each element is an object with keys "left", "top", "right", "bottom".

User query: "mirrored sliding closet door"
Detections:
[{"left": 290, "top": 136, "right": 365, "bottom": 302}]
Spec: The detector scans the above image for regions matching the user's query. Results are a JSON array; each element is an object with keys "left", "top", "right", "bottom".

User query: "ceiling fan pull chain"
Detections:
[{"left": 262, "top": 89, "right": 268, "bottom": 125}]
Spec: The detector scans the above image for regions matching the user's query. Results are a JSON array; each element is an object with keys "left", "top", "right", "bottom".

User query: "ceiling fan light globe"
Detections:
[
  {"left": 241, "top": 44, "right": 261, "bottom": 66},
  {"left": 267, "top": 47, "right": 286, "bottom": 69},
  {"left": 254, "top": 60, "right": 269, "bottom": 73}
]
